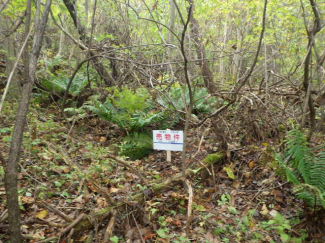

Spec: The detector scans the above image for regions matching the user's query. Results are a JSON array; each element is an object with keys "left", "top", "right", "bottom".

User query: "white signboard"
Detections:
[{"left": 153, "top": 130, "right": 183, "bottom": 151}]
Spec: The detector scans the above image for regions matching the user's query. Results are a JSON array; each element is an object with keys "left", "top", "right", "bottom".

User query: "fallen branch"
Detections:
[
  {"left": 38, "top": 218, "right": 65, "bottom": 228},
  {"left": 103, "top": 210, "right": 117, "bottom": 243},
  {"left": 37, "top": 201, "right": 73, "bottom": 223},
  {"left": 0, "top": 209, "right": 8, "bottom": 223},
  {"left": 71, "top": 152, "right": 224, "bottom": 235},
  {"left": 46, "top": 142, "right": 148, "bottom": 185},
  {"left": 34, "top": 236, "right": 58, "bottom": 243},
  {"left": 60, "top": 213, "right": 85, "bottom": 236},
  {"left": 106, "top": 154, "right": 148, "bottom": 184}
]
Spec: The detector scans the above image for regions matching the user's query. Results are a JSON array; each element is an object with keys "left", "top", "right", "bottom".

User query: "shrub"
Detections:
[
  {"left": 84, "top": 86, "right": 163, "bottom": 132},
  {"left": 83, "top": 86, "right": 165, "bottom": 159},
  {"left": 121, "top": 132, "right": 153, "bottom": 160},
  {"left": 38, "top": 56, "right": 91, "bottom": 97},
  {"left": 276, "top": 128, "right": 325, "bottom": 209},
  {"left": 156, "top": 83, "right": 219, "bottom": 115}
]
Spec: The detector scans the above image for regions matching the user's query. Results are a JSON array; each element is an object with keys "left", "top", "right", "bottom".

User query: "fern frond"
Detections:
[
  {"left": 285, "top": 128, "right": 313, "bottom": 183},
  {"left": 83, "top": 96, "right": 115, "bottom": 122},
  {"left": 275, "top": 153, "right": 300, "bottom": 185},
  {"left": 309, "top": 161, "right": 325, "bottom": 192},
  {"left": 279, "top": 128, "right": 325, "bottom": 209},
  {"left": 294, "top": 184, "right": 325, "bottom": 208}
]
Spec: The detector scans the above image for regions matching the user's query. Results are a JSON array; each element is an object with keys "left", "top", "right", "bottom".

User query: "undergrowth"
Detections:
[{"left": 276, "top": 128, "right": 325, "bottom": 210}]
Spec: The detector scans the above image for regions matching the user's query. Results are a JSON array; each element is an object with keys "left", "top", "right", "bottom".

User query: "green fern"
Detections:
[
  {"left": 83, "top": 88, "right": 167, "bottom": 132},
  {"left": 83, "top": 96, "right": 116, "bottom": 122},
  {"left": 41, "top": 73, "right": 88, "bottom": 96},
  {"left": 278, "top": 128, "right": 325, "bottom": 209},
  {"left": 157, "top": 85, "right": 218, "bottom": 114},
  {"left": 121, "top": 132, "right": 152, "bottom": 160},
  {"left": 285, "top": 129, "right": 313, "bottom": 183}
]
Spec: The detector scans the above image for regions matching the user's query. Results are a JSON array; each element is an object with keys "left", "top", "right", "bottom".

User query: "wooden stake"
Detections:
[{"left": 167, "top": 129, "right": 171, "bottom": 162}]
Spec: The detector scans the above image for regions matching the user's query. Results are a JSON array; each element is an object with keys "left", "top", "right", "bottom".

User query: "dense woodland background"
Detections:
[{"left": 0, "top": 0, "right": 325, "bottom": 242}]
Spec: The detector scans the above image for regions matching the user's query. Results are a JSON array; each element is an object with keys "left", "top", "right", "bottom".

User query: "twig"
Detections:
[
  {"left": 37, "top": 218, "right": 65, "bottom": 228},
  {"left": 37, "top": 201, "right": 73, "bottom": 223},
  {"left": 0, "top": 209, "right": 8, "bottom": 223},
  {"left": 103, "top": 210, "right": 117, "bottom": 243},
  {"left": 60, "top": 213, "right": 85, "bottom": 236},
  {"left": 34, "top": 236, "right": 58, "bottom": 243},
  {"left": 87, "top": 179, "right": 114, "bottom": 204},
  {"left": 193, "top": 126, "right": 210, "bottom": 159},
  {"left": 0, "top": 24, "right": 33, "bottom": 114},
  {"left": 19, "top": 164, "right": 47, "bottom": 186},
  {"left": 106, "top": 154, "right": 148, "bottom": 184},
  {"left": 67, "top": 228, "right": 75, "bottom": 241},
  {"left": 131, "top": 211, "right": 146, "bottom": 243},
  {"left": 50, "top": 10, "right": 88, "bottom": 50}
]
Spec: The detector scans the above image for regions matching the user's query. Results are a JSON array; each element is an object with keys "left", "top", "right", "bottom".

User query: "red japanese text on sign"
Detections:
[
  {"left": 165, "top": 134, "right": 171, "bottom": 140},
  {"left": 173, "top": 134, "right": 180, "bottom": 141},
  {"left": 156, "top": 133, "right": 162, "bottom": 140}
]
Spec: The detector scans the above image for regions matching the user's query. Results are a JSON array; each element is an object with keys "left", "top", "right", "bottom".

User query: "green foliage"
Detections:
[
  {"left": 109, "top": 236, "right": 119, "bottom": 243},
  {"left": 203, "top": 153, "right": 223, "bottom": 165},
  {"left": 261, "top": 212, "right": 307, "bottom": 243},
  {"left": 276, "top": 128, "right": 325, "bottom": 209},
  {"left": 41, "top": 75, "right": 88, "bottom": 96},
  {"left": 212, "top": 209, "right": 306, "bottom": 243},
  {"left": 83, "top": 87, "right": 167, "bottom": 159},
  {"left": 120, "top": 132, "right": 152, "bottom": 160},
  {"left": 84, "top": 87, "right": 163, "bottom": 132},
  {"left": 110, "top": 86, "right": 150, "bottom": 115},
  {"left": 157, "top": 84, "right": 218, "bottom": 115},
  {"left": 38, "top": 56, "right": 90, "bottom": 97},
  {"left": 217, "top": 194, "right": 230, "bottom": 206}
]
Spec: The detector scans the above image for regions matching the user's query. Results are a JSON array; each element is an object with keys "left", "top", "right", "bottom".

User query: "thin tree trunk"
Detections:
[
  {"left": 221, "top": 19, "right": 227, "bottom": 84},
  {"left": 188, "top": 0, "right": 217, "bottom": 94},
  {"left": 62, "top": 0, "right": 114, "bottom": 86},
  {"left": 56, "top": 15, "right": 65, "bottom": 57},
  {"left": 301, "top": 42, "right": 316, "bottom": 141},
  {"left": 4, "top": 1, "right": 51, "bottom": 242},
  {"left": 85, "top": 0, "right": 89, "bottom": 26}
]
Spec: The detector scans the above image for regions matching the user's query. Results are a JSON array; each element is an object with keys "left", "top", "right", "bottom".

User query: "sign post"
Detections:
[
  {"left": 166, "top": 129, "right": 171, "bottom": 162},
  {"left": 153, "top": 130, "right": 183, "bottom": 162}
]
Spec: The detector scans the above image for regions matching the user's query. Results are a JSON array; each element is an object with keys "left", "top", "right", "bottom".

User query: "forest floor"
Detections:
[{"left": 0, "top": 104, "right": 325, "bottom": 243}]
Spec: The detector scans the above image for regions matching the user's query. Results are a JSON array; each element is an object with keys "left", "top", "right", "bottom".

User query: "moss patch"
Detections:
[{"left": 203, "top": 152, "right": 223, "bottom": 165}]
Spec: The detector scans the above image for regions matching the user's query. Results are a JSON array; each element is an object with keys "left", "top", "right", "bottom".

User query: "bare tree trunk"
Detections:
[
  {"left": 302, "top": 44, "right": 316, "bottom": 141},
  {"left": 188, "top": 0, "right": 217, "bottom": 94},
  {"left": 166, "top": 0, "right": 177, "bottom": 82},
  {"left": 1, "top": 16, "right": 20, "bottom": 92},
  {"left": 62, "top": 0, "right": 114, "bottom": 86},
  {"left": 4, "top": 1, "right": 51, "bottom": 242},
  {"left": 85, "top": 0, "right": 89, "bottom": 26},
  {"left": 168, "top": 0, "right": 176, "bottom": 45},
  {"left": 221, "top": 19, "right": 227, "bottom": 84},
  {"left": 300, "top": 0, "right": 324, "bottom": 140},
  {"left": 56, "top": 15, "right": 65, "bottom": 57}
]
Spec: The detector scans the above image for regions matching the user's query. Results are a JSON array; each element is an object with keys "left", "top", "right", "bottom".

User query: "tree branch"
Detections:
[
  {"left": 0, "top": 0, "right": 9, "bottom": 14},
  {"left": 198, "top": 0, "right": 268, "bottom": 126}
]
